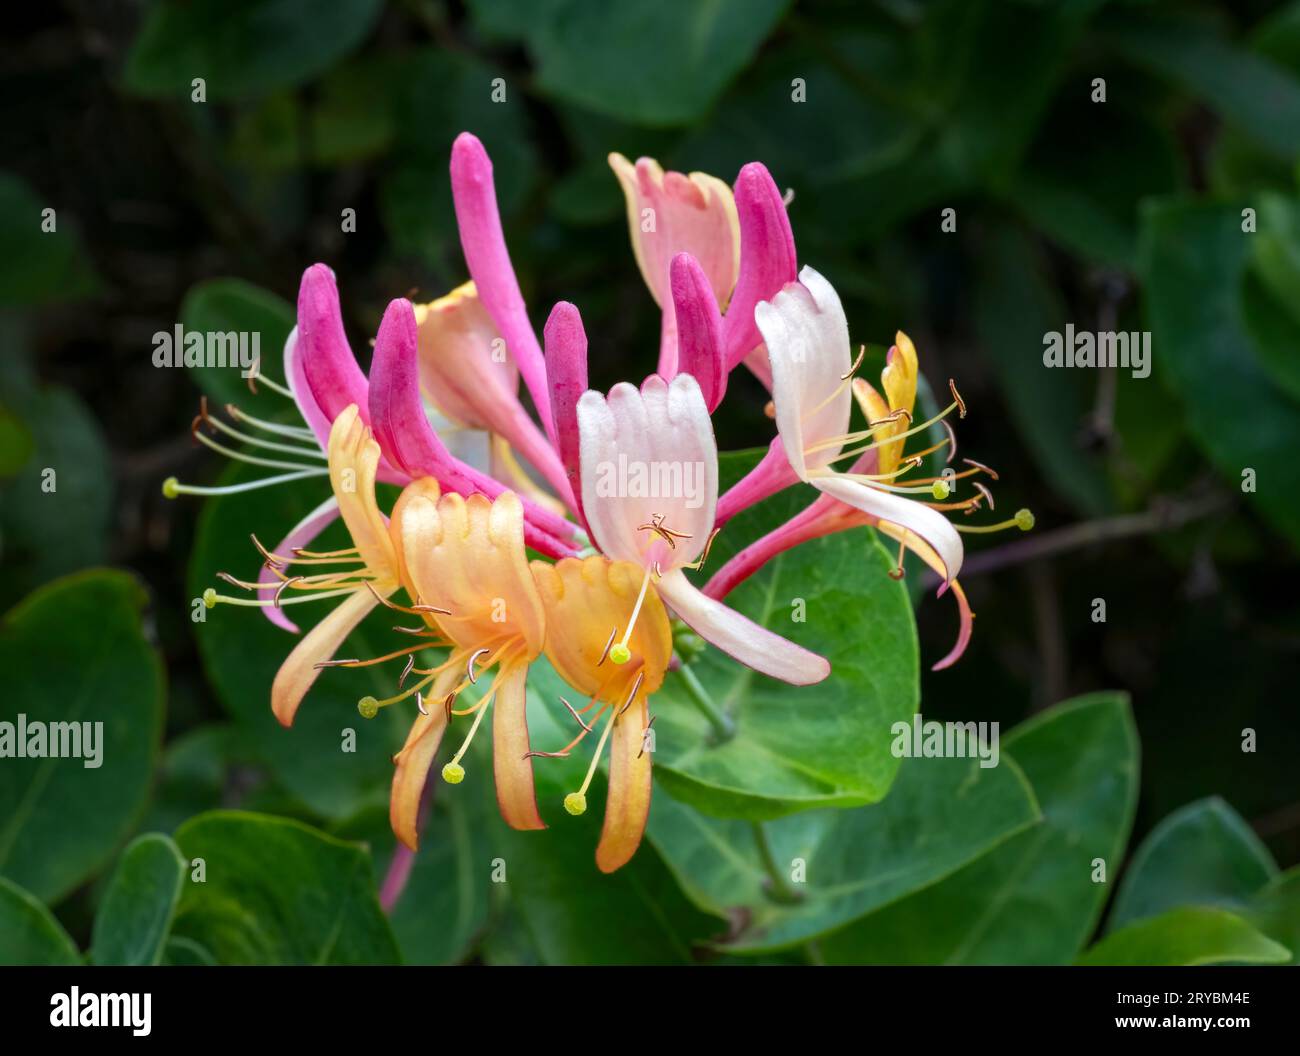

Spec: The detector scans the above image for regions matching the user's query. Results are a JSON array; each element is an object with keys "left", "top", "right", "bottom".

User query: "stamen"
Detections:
[
  {"left": 596, "top": 627, "right": 617, "bottom": 667},
  {"left": 191, "top": 429, "right": 324, "bottom": 473},
  {"left": 274, "top": 576, "right": 305, "bottom": 607},
  {"left": 962, "top": 457, "right": 999, "bottom": 480},
  {"left": 618, "top": 670, "right": 646, "bottom": 716},
  {"left": 888, "top": 536, "right": 906, "bottom": 580},
  {"left": 939, "top": 418, "right": 958, "bottom": 464},
  {"left": 466, "top": 647, "right": 492, "bottom": 685},
  {"left": 416, "top": 690, "right": 428, "bottom": 716},
  {"left": 637, "top": 715, "right": 658, "bottom": 759},
  {"left": 684, "top": 527, "right": 722, "bottom": 571},
  {"left": 399, "top": 655, "right": 415, "bottom": 689},
  {"left": 251, "top": 533, "right": 286, "bottom": 567},
  {"left": 364, "top": 581, "right": 451, "bottom": 616},
  {"left": 197, "top": 400, "right": 327, "bottom": 461},
  {"left": 162, "top": 468, "right": 327, "bottom": 499},
  {"left": 841, "top": 345, "right": 866, "bottom": 381},
  {"left": 225, "top": 403, "right": 316, "bottom": 441},
  {"left": 972, "top": 481, "right": 995, "bottom": 510},
  {"left": 442, "top": 671, "right": 507, "bottom": 781},
  {"left": 811, "top": 400, "right": 959, "bottom": 460},
  {"left": 637, "top": 512, "right": 693, "bottom": 550},
  {"left": 246, "top": 361, "right": 295, "bottom": 400},
  {"left": 948, "top": 379, "right": 967, "bottom": 418},
  {"left": 560, "top": 697, "right": 593, "bottom": 733},
  {"left": 611, "top": 564, "right": 655, "bottom": 665},
  {"left": 953, "top": 508, "right": 1035, "bottom": 534},
  {"left": 203, "top": 585, "right": 357, "bottom": 608}
]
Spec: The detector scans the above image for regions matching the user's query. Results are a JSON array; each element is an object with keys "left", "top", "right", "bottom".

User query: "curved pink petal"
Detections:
[
  {"left": 577, "top": 374, "right": 717, "bottom": 571},
  {"left": 723, "top": 162, "right": 797, "bottom": 374},
  {"left": 450, "top": 132, "right": 554, "bottom": 441},
  {"left": 714, "top": 437, "right": 800, "bottom": 526},
  {"left": 256, "top": 495, "right": 342, "bottom": 633},
  {"left": 670, "top": 253, "right": 726, "bottom": 412},
  {"left": 282, "top": 326, "right": 332, "bottom": 451},
  {"left": 368, "top": 298, "right": 578, "bottom": 558},
  {"left": 657, "top": 569, "right": 829, "bottom": 686},
  {"left": 543, "top": 301, "right": 589, "bottom": 519},
  {"left": 298, "top": 263, "right": 370, "bottom": 426}
]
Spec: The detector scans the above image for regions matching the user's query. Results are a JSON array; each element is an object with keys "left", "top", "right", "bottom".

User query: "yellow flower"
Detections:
[{"left": 530, "top": 556, "right": 673, "bottom": 873}]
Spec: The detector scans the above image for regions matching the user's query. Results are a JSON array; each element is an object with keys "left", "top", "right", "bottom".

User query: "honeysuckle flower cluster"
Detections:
[{"left": 172, "top": 132, "right": 1031, "bottom": 873}]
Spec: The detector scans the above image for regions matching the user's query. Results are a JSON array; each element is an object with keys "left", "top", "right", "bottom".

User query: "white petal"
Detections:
[
  {"left": 657, "top": 569, "right": 829, "bottom": 686},
  {"left": 813, "top": 475, "right": 964, "bottom": 582}
]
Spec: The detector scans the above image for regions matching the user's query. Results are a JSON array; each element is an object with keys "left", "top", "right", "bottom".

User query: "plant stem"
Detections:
[
  {"left": 674, "top": 664, "right": 735, "bottom": 743},
  {"left": 752, "top": 821, "right": 802, "bottom": 905}
]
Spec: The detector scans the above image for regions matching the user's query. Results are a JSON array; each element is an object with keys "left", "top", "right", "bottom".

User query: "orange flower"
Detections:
[{"left": 530, "top": 556, "right": 673, "bottom": 873}]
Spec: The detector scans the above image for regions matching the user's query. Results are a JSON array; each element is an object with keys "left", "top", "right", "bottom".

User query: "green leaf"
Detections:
[
  {"left": 499, "top": 0, "right": 791, "bottom": 126},
  {"left": 123, "top": 0, "right": 384, "bottom": 101},
  {"left": 1103, "top": 10, "right": 1300, "bottom": 161},
  {"left": 163, "top": 936, "right": 218, "bottom": 966},
  {"left": 171, "top": 811, "right": 399, "bottom": 964},
  {"left": 0, "top": 172, "right": 100, "bottom": 305},
  {"left": 648, "top": 751, "right": 1039, "bottom": 953},
  {"left": 188, "top": 463, "right": 410, "bottom": 819},
  {"left": 178, "top": 278, "right": 294, "bottom": 419},
  {"left": 338, "top": 793, "right": 495, "bottom": 966},
  {"left": 1139, "top": 197, "right": 1300, "bottom": 544},
  {"left": 0, "top": 570, "right": 165, "bottom": 903},
  {"left": 1108, "top": 797, "right": 1277, "bottom": 933},
  {"left": 819, "top": 693, "right": 1139, "bottom": 965},
  {"left": 90, "top": 834, "right": 188, "bottom": 966},
  {"left": 1078, "top": 906, "right": 1290, "bottom": 966},
  {"left": 1247, "top": 868, "right": 1300, "bottom": 965},
  {"left": 0, "top": 876, "right": 80, "bottom": 965}
]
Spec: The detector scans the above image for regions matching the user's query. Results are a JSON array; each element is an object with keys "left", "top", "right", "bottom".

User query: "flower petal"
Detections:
[
  {"left": 596, "top": 686, "right": 652, "bottom": 873},
  {"left": 723, "top": 162, "right": 798, "bottom": 373},
  {"left": 368, "top": 298, "right": 579, "bottom": 558},
  {"left": 577, "top": 374, "right": 717, "bottom": 571},
  {"left": 670, "top": 253, "right": 726, "bottom": 412},
  {"left": 874, "top": 519, "right": 973, "bottom": 670},
  {"left": 414, "top": 282, "right": 574, "bottom": 508},
  {"left": 812, "top": 474, "right": 964, "bottom": 583},
  {"left": 543, "top": 301, "right": 589, "bottom": 517},
  {"left": 656, "top": 569, "right": 829, "bottom": 686},
  {"left": 609, "top": 153, "right": 739, "bottom": 377},
  {"left": 492, "top": 660, "right": 545, "bottom": 831},
  {"left": 390, "top": 666, "right": 457, "bottom": 851},
  {"left": 298, "top": 264, "right": 370, "bottom": 425},
  {"left": 271, "top": 587, "right": 381, "bottom": 727},
  {"left": 450, "top": 132, "right": 554, "bottom": 439},
  {"left": 256, "top": 494, "right": 341, "bottom": 633},
  {"left": 328, "top": 404, "right": 398, "bottom": 578},
  {"left": 283, "top": 326, "right": 333, "bottom": 451},
  {"left": 757, "top": 264, "right": 853, "bottom": 478}
]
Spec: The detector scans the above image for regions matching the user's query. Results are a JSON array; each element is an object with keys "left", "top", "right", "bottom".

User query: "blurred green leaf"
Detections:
[
  {"left": 172, "top": 810, "right": 399, "bottom": 964},
  {"left": 178, "top": 278, "right": 295, "bottom": 419},
  {"left": 819, "top": 693, "right": 1139, "bottom": 964},
  {"left": 974, "top": 225, "right": 1113, "bottom": 515},
  {"left": 0, "top": 876, "right": 80, "bottom": 966},
  {"left": 1078, "top": 905, "right": 1290, "bottom": 966},
  {"left": 0, "top": 369, "right": 113, "bottom": 608},
  {"left": 163, "top": 936, "right": 218, "bottom": 965},
  {"left": 483, "top": 0, "right": 791, "bottom": 126},
  {"left": 1139, "top": 197, "right": 1300, "bottom": 544},
  {"left": 1244, "top": 193, "right": 1300, "bottom": 402},
  {"left": 0, "top": 570, "right": 165, "bottom": 903},
  {"left": 648, "top": 752, "right": 1039, "bottom": 953},
  {"left": 1248, "top": 867, "right": 1300, "bottom": 965},
  {"left": 90, "top": 833, "right": 187, "bottom": 966},
  {"left": 1107, "top": 797, "right": 1277, "bottom": 933},
  {"left": 0, "top": 172, "right": 99, "bottom": 306},
  {"left": 188, "top": 464, "right": 409, "bottom": 819},
  {"left": 123, "top": 0, "right": 384, "bottom": 101},
  {"left": 1104, "top": 9, "right": 1300, "bottom": 161},
  {"left": 643, "top": 456, "right": 918, "bottom": 819}
]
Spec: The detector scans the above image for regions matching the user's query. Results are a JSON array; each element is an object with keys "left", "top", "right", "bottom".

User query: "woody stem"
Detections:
[{"left": 673, "top": 664, "right": 735, "bottom": 744}]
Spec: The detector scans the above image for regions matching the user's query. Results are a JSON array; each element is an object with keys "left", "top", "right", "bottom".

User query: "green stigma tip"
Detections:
[
  {"left": 202, "top": 588, "right": 217, "bottom": 609},
  {"left": 442, "top": 762, "right": 465, "bottom": 785},
  {"left": 162, "top": 476, "right": 180, "bottom": 499},
  {"left": 357, "top": 696, "right": 379, "bottom": 719},
  {"left": 931, "top": 479, "right": 950, "bottom": 500},
  {"left": 608, "top": 643, "right": 631, "bottom": 666},
  {"left": 564, "top": 792, "right": 587, "bottom": 816},
  {"left": 1015, "top": 508, "right": 1035, "bottom": 531}
]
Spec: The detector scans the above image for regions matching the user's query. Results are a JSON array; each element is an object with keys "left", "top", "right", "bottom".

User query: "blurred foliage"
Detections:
[{"left": 1, "top": 0, "right": 1299, "bottom": 965}]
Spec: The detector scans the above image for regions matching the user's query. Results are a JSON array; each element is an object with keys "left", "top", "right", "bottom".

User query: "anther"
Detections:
[
  {"left": 841, "top": 344, "right": 866, "bottom": 381},
  {"left": 940, "top": 418, "right": 958, "bottom": 463},
  {"left": 274, "top": 576, "right": 305, "bottom": 607},
  {"left": 948, "top": 379, "right": 967, "bottom": 418},
  {"left": 560, "top": 697, "right": 593, "bottom": 733},
  {"left": 416, "top": 691, "right": 428, "bottom": 716},
  {"left": 466, "top": 647, "right": 491, "bottom": 684},
  {"left": 972, "top": 481, "right": 994, "bottom": 510},
  {"left": 597, "top": 627, "right": 617, "bottom": 667},
  {"left": 618, "top": 670, "right": 645, "bottom": 716},
  {"left": 962, "top": 457, "right": 999, "bottom": 480},
  {"left": 251, "top": 534, "right": 286, "bottom": 568},
  {"left": 399, "top": 654, "right": 415, "bottom": 689}
]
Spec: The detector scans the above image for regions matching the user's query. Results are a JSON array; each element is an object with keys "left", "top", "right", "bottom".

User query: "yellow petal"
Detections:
[
  {"left": 395, "top": 489, "right": 545, "bottom": 656},
  {"left": 595, "top": 686, "right": 652, "bottom": 873},
  {"left": 271, "top": 587, "right": 381, "bottom": 727},
  {"left": 882, "top": 330, "right": 919, "bottom": 418},
  {"left": 491, "top": 660, "right": 545, "bottom": 831},
  {"left": 530, "top": 556, "right": 672, "bottom": 701},
  {"left": 389, "top": 666, "right": 458, "bottom": 850},
  {"left": 328, "top": 405, "right": 398, "bottom": 580}
]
